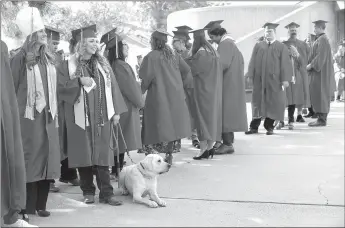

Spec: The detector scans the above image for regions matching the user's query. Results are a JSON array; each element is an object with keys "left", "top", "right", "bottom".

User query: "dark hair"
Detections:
[
  {"left": 69, "top": 38, "right": 77, "bottom": 54},
  {"left": 191, "top": 33, "right": 218, "bottom": 57},
  {"left": 209, "top": 28, "right": 227, "bottom": 37},
  {"left": 107, "top": 40, "right": 127, "bottom": 65},
  {"left": 151, "top": 35, "right": 177, "bottom": 67}
]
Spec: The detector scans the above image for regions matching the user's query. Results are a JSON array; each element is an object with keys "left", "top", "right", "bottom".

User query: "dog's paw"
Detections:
[
  {"left": 157, "top": 200, "right": 167, "bottom": 207},
  {"left": 148, "top": 201, "right": 159, "bottom": 208}
]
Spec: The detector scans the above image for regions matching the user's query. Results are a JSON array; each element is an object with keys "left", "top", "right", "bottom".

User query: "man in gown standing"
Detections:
[
  {"left": 206, "top": 20, "right": 248, "bottom": 154},
  {"left": 282, "top": 22, "right": 310, "bottom": 127},
  {"left": 245, "top": 23, "right": 292, "bottom": 135},
  {"left": 307, "top": 20, "right": 336, "bottom": 127}
]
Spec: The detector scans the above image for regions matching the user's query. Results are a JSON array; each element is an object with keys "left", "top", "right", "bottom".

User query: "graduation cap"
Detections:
[
  {"left": 262, "top": 22, "right": 279, "bottom": 30},
  {"left": 100, "top": 28, "right": 124, "bottom": 58},
  {"left": 173, "top": 31, "right": 189, "bottom": 41},
  {"left": 284, "top": 22, "right": 300, "bottom": 29},
  {"left": 151, "top": 29, "right": 172, "bottom": 42},
  {"left": 45, "top": 25, "right": 63, "bottom": 41},
  {"left": 175, "top": 25, "right": 192, "bottom": 33},
  {"left": 204, "top": 20, "right": 224, "bottom": 31},
  {"left": 71, "top": 24, "right": 97, "bottom": 43},
  {"left": 312, "top": 20, "right": 328, "bottom": 26},
  {"left": 189, "top": 29, "right": 206, "bottom": 37},
  {"left": 100, "top": 28, "right": 117, "bottom": 44}
]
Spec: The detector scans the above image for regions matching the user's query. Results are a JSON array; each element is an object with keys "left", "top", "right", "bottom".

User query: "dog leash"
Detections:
[{"left": 109, "top": 121, "right": 136, "bottom": 165}]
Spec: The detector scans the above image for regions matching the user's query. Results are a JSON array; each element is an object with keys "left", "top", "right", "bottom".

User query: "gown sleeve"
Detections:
[
  {"left": 56, "top": 61, "right": 81, "bottom": 105},
  {"left": 112, "top": 61, "right": 144, "bottom": 109},
  {"left": 9, "top": 51, "right": 26, "bottom": 94},
  {"left": 218, "top": 40, "right": 235, "bottom": 72},
  {"left": 108, "top": 66, "right": 128, "bottom": 116},
  {"left": 310, "top": 36, "right": 329, "bottom": 72},
  {"left": 178, "top": 55, "right": 193, "bottom": 89},
  {"left": 280, "top": 44, "right": 293, "bottom": 83},
  {"left": 247, "top": 43, "right": 259, "bottom": 80},
  {"left": 139, "top": 54, "right": 155, "bottom": 94}
]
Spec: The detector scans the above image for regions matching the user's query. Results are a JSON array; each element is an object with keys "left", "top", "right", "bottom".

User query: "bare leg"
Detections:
[{"left": 196, "top": 140, "right": 207, "bottom": 156}]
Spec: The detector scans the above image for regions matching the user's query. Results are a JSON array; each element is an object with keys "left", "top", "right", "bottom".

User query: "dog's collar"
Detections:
[{"left": 138, "top": 162, "right": 153, "bottom": 179}]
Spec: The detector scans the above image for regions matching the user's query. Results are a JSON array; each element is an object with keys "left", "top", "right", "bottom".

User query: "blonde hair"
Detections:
[{"left": 74, "top": 38, "right": 112, "bottom": 78}]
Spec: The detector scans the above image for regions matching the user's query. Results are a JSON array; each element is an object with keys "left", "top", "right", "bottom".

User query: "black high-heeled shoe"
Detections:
[{"left": 193, "top": 150, "right": 209, "bottom": 160}]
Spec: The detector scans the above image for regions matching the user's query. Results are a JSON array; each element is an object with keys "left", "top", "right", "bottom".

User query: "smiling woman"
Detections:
[{"left": 56, "top": 24, "right": 128, "bottom": 206}]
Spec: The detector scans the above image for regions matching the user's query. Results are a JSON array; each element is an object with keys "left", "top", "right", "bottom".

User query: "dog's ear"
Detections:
[{"left": 141, "top": 155, "right": 153, "bottom": 171}]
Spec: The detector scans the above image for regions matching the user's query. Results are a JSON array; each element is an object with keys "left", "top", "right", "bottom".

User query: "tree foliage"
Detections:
[{"left": 1, "top": 1, "right": 213, "bottom": 43}]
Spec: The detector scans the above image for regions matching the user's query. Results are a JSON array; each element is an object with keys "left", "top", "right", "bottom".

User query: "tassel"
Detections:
[
  {"left": 29, "top": 8, "right": 34, "bottom": 42},
  {"left": 115, "top": 35, "right": 118, "bottom": 58}
]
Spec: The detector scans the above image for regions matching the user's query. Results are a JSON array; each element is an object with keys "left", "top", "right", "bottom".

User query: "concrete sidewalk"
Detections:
[{"left": 30, "top": 102, "right": 344, "bottom": 227}]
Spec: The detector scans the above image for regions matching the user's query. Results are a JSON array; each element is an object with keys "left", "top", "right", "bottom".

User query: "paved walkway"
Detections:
[{"left": 30, "top": 102, "right": 344, "bottom": 227}]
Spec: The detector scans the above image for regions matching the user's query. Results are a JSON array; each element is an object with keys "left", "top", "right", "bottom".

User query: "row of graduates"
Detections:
[
  {"left": 3, "top": 6, "right": 141, "bottom": 224},
  {"left": 244, "top": 20, "right": 335, "bottom": 133}
]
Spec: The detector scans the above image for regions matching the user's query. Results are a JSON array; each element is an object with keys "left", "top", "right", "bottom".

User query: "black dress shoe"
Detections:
[
  {"left": 214, "top": 144, "right": 235, "bottom": 155},
  {"left": 296, "top": 115, "right": 305, "bottom": 123},
  {"left": 37, "top": 210, "right": 50, "bottom": 217},
  {"left": 308, "top": 119, "right": 327, "bottom": 127},
  {"left": 245, "top": 129, "right": 258, "bottom": 135},
  {"left": 266, "top": 129, "right": 274, "bottom": 135},
  {"left": 99, "top": 196, "right": 123, "bottom": 206},
  {"left": 193, "top": 150, "right": 209, "bottom": 160}
]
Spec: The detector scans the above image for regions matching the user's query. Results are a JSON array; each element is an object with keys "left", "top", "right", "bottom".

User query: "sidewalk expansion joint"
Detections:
[{"left": 159, "top": 196, "right": 344, "bottom": 208}]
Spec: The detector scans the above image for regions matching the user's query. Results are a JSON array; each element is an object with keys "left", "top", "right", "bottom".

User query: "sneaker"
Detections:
[{"left": 3, "top": 219, "right": 38, "bottom": 227}]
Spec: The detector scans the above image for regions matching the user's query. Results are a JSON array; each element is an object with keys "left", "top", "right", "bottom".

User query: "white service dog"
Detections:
[{"left": 118, "top": 154, "right": 171, "bottom": 208}]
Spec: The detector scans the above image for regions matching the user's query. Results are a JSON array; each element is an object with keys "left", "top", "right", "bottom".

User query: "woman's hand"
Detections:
[
  {"left": 26, "top": 52, "right": 36, "bottom": 70},
  {"left": 112, "top": 115, "right": 120, "bottom": 125},
  {"left": 80, "top": 77, "right": 93, "bottom": 87}
]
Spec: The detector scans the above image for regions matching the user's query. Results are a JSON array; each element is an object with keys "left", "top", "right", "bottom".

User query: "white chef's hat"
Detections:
[{"left": 16, "top": 7, "right": 45, "bottom": 37}]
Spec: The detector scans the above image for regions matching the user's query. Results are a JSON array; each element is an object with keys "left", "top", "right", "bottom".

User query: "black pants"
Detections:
[
  {"left": 222, "top": 132, "right": 234, "bottom": 146},
  {"left": 308, "top": 106, "right": 315, "bottom": 115},
  {"left": 78, "top": 166, "right": 114, "bottom": 200},
  {"left": 250, "top": 117, "right": 275, "bottom": 131},
  {"left": 60, "top": 158, "right": 78, "bottom": 181},
  {"left": 111, "top": 154, "right": 125, "bottom": 176},
  {"left": 25, "top": 180, "right": 51, "bottom": 214},
  {"left": 288, "top": 105, "right": 296, "bottom": 119}
]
